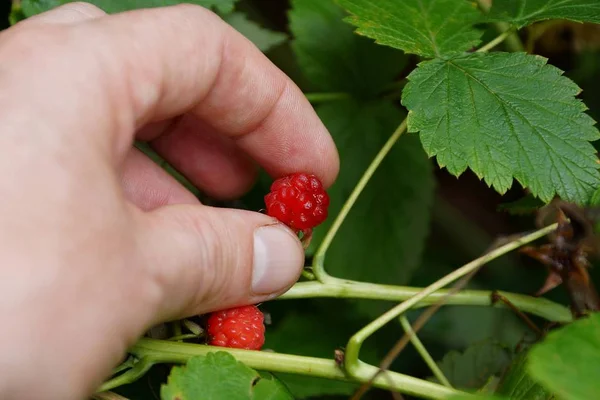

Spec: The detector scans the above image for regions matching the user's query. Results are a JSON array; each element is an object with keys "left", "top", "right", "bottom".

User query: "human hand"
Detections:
[{"left": 0, "top": 3, "right": 338, "bottom": 399}]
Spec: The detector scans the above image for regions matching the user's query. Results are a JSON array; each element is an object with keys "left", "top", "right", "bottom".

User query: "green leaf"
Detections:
[
  {"left": 224, "top": 12, "right": 287, "bottom": 53},
  {"left": 21, "top": 0, "right": 236, "bottom": 17},
  {"left": 310, "top": 99, "right": 434, "bottom": 288},
  {"left": 335, "top": 0, "right": 483, "bottom": 58},
  {"left": 434, "top": 341, "right": 512, "bottom": 390},
  {"left": 161, "top": 352, "right": 293, "bottom": 400},
  {"left": 528, "top": 313, "right": 600, "bottom": 400},
  {"left": 496, "top": 350, "right": 554, "bottom": 400},
  {"left": 289, "top": 0, "right": 407, "bottom": 98},
  {"left": 21, "top": 0, "right": 61, "bottom": 16},
  {"left": 402, "top": 51, "right": 600, "bottom": 205},
  {"left": 487, "top": 0, "right": 600, "bottom": 28}
]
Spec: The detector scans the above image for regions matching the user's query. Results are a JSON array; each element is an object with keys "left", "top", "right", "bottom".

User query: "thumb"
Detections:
[{"left": 138, "top": 204, "right": 305, "bottom": 321}]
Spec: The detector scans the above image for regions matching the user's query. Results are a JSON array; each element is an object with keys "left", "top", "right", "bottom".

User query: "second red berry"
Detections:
[{"left": 206, "top": 305, "right": 265, "bottom": 350}]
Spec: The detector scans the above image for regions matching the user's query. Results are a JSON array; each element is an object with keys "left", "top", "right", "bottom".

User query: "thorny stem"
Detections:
[
  {"left": 399, "top": 317, "right": 452, "bottom": 388},
  {"left": 312, "top": 118, "right": 408, "bottom": 282},
  {"left": 343, "top": 223, "right": 559, "bottom": 385},
  {"left": 129, "top": 339, "right": 460, "bottom": 399}
]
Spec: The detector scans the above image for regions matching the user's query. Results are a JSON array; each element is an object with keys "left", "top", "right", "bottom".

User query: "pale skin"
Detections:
[{"left": 0, "top": 3, "right": 339, "bottom": 399}]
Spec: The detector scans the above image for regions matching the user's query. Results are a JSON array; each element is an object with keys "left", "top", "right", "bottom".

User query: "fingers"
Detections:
[
  {"left": 6, "top": 4, "right": 339, "bottom": 188},
  {"left": 144, "top": 114, "right": 258, "bottom": 200},
  {"left": 23, "top": 2, "right": 106, "bottom": 24},
  {"left": 119, "top": 146, "right": 200, "bottom": 211},
  {"left": 139, "top": 205, "right": 304, "bottom": 320}
]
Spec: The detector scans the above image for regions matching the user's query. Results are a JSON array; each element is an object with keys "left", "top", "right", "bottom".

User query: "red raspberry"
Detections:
[
  {"left": 206, "top": 305, "right": 265, "bottom": 350},
  {"left": 264, "top": 173, "right": 330, "bottom": 232}
]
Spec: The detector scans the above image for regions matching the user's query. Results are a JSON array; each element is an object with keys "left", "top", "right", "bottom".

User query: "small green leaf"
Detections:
[
  {"left": 224, "top": 12, "right": 287, "bottom": 53},
  {"left": 21, "top": 0, "right": 236, "bottom": 17},
  {"left": 402, "top": 51, "right": 600, "bottom": 205},
  {"left": 336, "top": 0, "right": 483, "bottom": 58},
  {"left": 434, "top": 341, "right": 512, "bottom": 390},
  {"left": 487, "top": 0, "right": 600, "bottom": 28},
  {"left": 161, "top": 353, "right": 293, "bottom": 400},
  {"left": 310, "top": 99, "right": 434, "bottom": 288},
  {"left": 496, "top": 350, "right": 554, "bottom": 400},
  {"left": 528, "top": 313, "right": 600, "bottom": 400},
  {"left": 289, "top": 0, "right": 407, "bottom": 98}
]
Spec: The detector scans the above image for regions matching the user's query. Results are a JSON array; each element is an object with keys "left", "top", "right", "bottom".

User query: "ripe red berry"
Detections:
[
  {"left": 206, "top": 305, "right": 265, "bottom": 350},
  {"left": 264, "top": 173, "right": 330, "bottom": 233}
]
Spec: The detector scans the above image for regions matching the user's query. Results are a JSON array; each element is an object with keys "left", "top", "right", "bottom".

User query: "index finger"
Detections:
[{"left": 33, "top": 4, "right": 339, "bottom": 187}]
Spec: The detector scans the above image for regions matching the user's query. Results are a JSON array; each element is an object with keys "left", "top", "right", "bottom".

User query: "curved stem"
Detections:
[
  {"left": 399, "top": 316, "right": 452, "bottom": 388},
  {"left": 343, "top": 223, "right": 559, "bottom": 380},
  {"left": 96, "top": 357, "right": 155, "bottom": 393},
  {"left": 130, "top": 339, "right": 461, "bottom": 399},
  {"left": 312, "top": 118, "right": 408, "bottom": 282}
]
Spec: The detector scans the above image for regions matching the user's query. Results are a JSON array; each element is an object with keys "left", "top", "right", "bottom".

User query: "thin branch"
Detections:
[
  {"left": 312, "top": 118, "right": 408, "bottom": 281},
  {"left": 129, "top": 339, "right": 461, "bottom": 399},
  {"left": 342, "top": 223, "right": 559, "bottom": 386},
  {"left": 304, "top": 92, "right": 351, "bottom": 103},
  {"left": 399, "top": 316, "right": 452, "bottom": 388},
  {"left": 279, "top": 281, "right": 572, "bottom": 323}
]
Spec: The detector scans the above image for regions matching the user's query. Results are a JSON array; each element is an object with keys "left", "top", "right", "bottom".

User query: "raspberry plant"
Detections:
[{"left": 11, "top": 0, "right": 600, "bottom": 399}]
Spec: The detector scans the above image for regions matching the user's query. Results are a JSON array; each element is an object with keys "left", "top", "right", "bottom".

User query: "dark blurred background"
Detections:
[{"left": 4, "top": 1, "right": 600, "bottom": 399}]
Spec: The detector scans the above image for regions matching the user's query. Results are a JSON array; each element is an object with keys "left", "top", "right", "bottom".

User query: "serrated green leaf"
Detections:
[
  {"left": 528, "top": 313, "right": 600, "bottom": 400},
  {"left": 289, "top": 0, "right": 407, "bottom": 98},
  {"left": 487, "top": 0, "right": 600, "bottom": 28},
  {"left": 402, "top": 51, "right": 600, "bottom": 205},
  {"left": 434, "top": 341, "right": 512, "bottom": 390},
  {"left": 309, "top": 99, "right": 434, "bottom": 289},
  {"left": 224, "top": 12, "right": 287, "bottom": 53},
  {"left": 21, "top": 0, "right": 236, "bottom": 16},
  {"left": 161, "top": 352, "right": 293, "bottom": 400},
  {"left": 496, "top": 350, "right": 554, "bottom": 400},
  {"left": 589, "top": 187, "right": 600, "bottom": 206},
  {"left": 335, "top": 0, "right": 483, "bottom": 58}
]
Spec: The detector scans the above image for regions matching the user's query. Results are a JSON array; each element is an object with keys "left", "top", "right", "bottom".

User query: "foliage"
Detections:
[
  {"left": 402, "top": 51, "right": 600, "bottom": 203},
  {"left": 433, "top": 341, "right": 512, "bottom": 390},
  {"left": 528, "top": 313, "right": 600, "bottom": 400},
  {"left": 161, "top": 353, "right": 293, "bottom": 399},
  {"left": 8, "top": 0, "right": 600, "bottom": 399}
]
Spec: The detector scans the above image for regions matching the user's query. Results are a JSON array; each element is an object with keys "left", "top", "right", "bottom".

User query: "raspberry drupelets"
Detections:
[
  {"left": 206, "top": 305, "right": 265, "bottom": 350},
  {"left": 264, "top": 173, "right": 330, "bottom": 235}
]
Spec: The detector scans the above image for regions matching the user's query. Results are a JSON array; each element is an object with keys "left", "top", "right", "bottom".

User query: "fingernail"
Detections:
[{"left": 252, "top": 224, "right": 304, "bottom": 294}]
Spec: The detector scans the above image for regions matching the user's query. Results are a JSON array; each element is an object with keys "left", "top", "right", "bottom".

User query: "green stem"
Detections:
[
  {"left": 477, "top": 30, "right": 513, "bottom": 53},
  {"left": 399, "top": 316, "right": 452, "bottom": 388},
  {"left": 304, "top": 92, "right": 351, "bottom": 103},
  {"left": 312, "top": 118, "right": 408, "bottom": 282},
  {"left": 96, "top": 358, "right": 155, "bottom": 393},
  {"left": 343, "top": 223, "right": 559, "bottom": 380},
  {"left": 280, "top": 280, "right": 571, "bottom": 323},
  {"left": 475, "top": 0, "right": 524, "bottom": 52},
  {"left": 168, "top": 334, "right": 200, "bottom": 341},
  {"left": 130, "top": 339, "right": 461, "bottom": 399}
]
